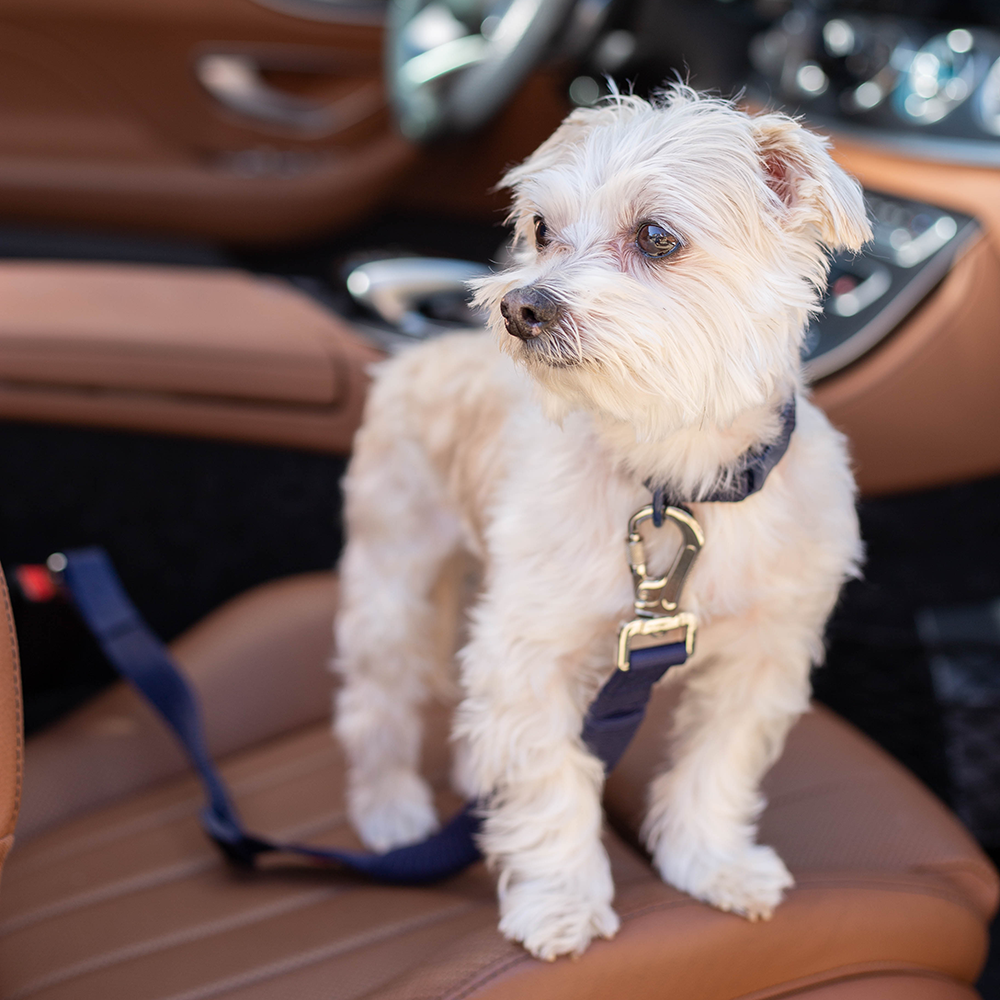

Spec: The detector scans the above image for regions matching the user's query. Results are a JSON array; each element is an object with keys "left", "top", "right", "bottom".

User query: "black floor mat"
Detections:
[{"left": 0, "top": 421, "right": 346, "bottom": 735}]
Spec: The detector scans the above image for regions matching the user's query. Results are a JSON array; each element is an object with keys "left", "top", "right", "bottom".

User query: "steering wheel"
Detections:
[{"left": 387, "top": 0, "right": 581, "bottom": 140}]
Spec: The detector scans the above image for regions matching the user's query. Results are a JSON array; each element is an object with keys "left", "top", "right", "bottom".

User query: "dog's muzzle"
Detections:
[{"left": 499, "top": 286, "right": 561, "bottom": 340}]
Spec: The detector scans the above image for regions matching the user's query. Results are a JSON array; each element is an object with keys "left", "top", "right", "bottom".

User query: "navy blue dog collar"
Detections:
[{"left": 648, "top": 397, "right": 797, "bottom": 526}]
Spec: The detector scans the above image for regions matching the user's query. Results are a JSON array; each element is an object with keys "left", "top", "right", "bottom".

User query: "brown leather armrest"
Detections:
[
  {"left": 0, "top": 263, "right": 384, "bottom": 453},
  {"left": 0, "top": 263, "right": 345, "bottom": 404}
]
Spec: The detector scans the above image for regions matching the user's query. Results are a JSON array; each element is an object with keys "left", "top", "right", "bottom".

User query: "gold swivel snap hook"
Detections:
[{"left": 617, "top": 505, "right": 704, "bottom": 670}]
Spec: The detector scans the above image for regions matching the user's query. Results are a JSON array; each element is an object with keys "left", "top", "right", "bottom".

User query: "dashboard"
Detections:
[{"left": 570, "top": 0, "right": 1000, "bottom": 164}]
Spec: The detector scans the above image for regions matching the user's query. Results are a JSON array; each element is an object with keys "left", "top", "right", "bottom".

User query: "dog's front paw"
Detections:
[
  {"left": 657, "top": 842, "right": 793, "bottom": 921},
  {"left": 348, "top": 770, "right": 439, "bottom": 853},
  {"left": 498, "top": 882, "right": 620, "bottom": 961}
]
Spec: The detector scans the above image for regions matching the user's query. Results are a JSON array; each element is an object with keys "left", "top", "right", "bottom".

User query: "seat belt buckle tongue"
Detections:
[
  {"left": 13, "top": 553, "right": 68, "bottom": 604},
  {"left": 616, "top": 612, "right": 697, "bottom": 670}
]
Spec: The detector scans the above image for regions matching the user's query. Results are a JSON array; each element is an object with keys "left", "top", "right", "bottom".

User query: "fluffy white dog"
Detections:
[{"left": 333, "top": 87, "right": 870, "bottom": 960}]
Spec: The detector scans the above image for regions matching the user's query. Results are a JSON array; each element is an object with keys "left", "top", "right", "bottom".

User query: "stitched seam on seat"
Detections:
[
  {"left": 0, "top": 854, "right": 220, "bottom": 935},
  {"left": 9, "top": 800, "right": 206, "bottom": 877},
  {"left": 442, "top": 953, "right": 532, "bottom": 1000},
  {"left": 5, "top": 885, "right": 349, "bottom": 1000},
  {"left": 12, "top": 744, "right": 343, "bottom": 873},
  {"left": 921, "top": 859, "right": 998, "bottom": 877},
  {"left": 731, "top": 965, "right": 965, "bottom": 1000},
  {"left": 913, "top": 858, "right": 999, "bottom": 893},
  {"left": 790, "top": 874, "right": 985, "bottom": 915},
  {"left": 151, "top": 901, "right": 479, "bottom": 1000},
  {"left": 612, "top": 877, "right": 984, "bottom": 928},
  {"left": 591, "top": 875, "right": 988, "bottom": 979},
  {"left": 1, "top": 571, "right": 23, "bottom": 835},
  {"left": 439, "top": 888, "right": 696, "bottom": 999},
  {"left": 6, "top": 869, "right": 981, "bottom": 985},
  {"left": 0, "top": 807, "right": 349, "bottom": 935},
  {"left": 440, "top": 944, "right": 968, "bottom": 1000},
  {"left": 417, "top": 872, "right": 986, "bottom": 1000},
  {"left": 763, "top": 777, "right": 897, "bottom": 809}
]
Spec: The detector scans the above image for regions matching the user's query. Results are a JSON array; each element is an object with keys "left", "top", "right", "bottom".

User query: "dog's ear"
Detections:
[{"left": 751, "top": 112, "right": 871, "bottom": 253}]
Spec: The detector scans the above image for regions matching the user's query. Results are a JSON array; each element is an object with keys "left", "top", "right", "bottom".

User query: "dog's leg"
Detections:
[
  {"left": 641, "top": 612, "right": 817, "bottom": 919},
  {"left": 455, "top": 595, "right": 621, "bottom": 960},
  {"left": 333, "top": 435, "right": 462, "bottom": 852}
]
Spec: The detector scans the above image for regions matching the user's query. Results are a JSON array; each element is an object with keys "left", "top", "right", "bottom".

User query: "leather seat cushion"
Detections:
[{"left": 0, "top": 691, "right": 995, "bottom": 1000}]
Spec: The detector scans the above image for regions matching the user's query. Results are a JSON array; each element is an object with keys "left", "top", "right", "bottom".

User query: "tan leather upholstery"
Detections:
[
  {"left": 0, "top": 1, "right": 414, "bottom": 244},
  {"left": 0, "top": 265, "right": 384, "bottom": 453},
  {"left": 17, "top": 572, "right": 337, "bottom": 841},
  {"left": 0, "top": 574, "right": 995, "bottom": 999},
  {"left": 810, "top": 133, "right": 1000, "bottom": 496},
  {"left": 767, "top": 981, "right": 981, "bottom": 999},
  {"left": 812, "top": 238, "right": 1000, "bottom": 495},
  {"left": 0, "top": 265, "right": 351, "bottom": 405},
  {"left": 606, "top": 683, "right": 999, "bottom": 923},
  {"left": 0, "top": 568, "right": 23, "bottom": 887}
]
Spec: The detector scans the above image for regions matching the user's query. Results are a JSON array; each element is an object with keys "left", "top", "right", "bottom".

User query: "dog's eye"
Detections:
[
  {"left": 533, "top": 215, "right": 549, "bottom": 249},
  {"left": 636, "top": 223, "right": 680, "bottom": 258}
]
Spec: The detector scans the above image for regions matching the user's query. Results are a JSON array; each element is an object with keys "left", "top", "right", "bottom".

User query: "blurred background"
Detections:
[{"left": 0, "top": 0, "right": 997, "bottom": 991}]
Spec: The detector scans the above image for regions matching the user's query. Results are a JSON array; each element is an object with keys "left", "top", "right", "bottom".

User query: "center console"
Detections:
[{"left": 804, "top": 191, "right": 978, "bottom": 379}]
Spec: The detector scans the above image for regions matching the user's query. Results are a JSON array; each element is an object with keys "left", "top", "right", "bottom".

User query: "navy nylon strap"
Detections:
[
  {"left": 59, "top": 547, "right": 684, "bottom": 884},
  {"left": 581, "top": 641, "right": 688, "bottom": 772},
  {"left": 649, "top": 397, "right": 796, "bottom": 526}
]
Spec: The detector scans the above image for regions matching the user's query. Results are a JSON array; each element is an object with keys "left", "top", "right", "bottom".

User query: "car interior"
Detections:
[{"left": 0, "top": 0, "right": 998, "bottom": 996}]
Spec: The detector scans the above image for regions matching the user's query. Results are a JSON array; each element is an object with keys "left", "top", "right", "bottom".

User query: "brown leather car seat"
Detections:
[
  {"left": 0, "top": 567, "right": 22, "bottom": 889},
  {"left": 0, "top": 571, "right": 996, "bottom": 1000}
]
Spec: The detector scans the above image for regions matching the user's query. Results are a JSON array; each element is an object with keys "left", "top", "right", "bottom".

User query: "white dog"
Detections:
[{"left": 333, "top": 87, "right": 870, "bottom": 960}]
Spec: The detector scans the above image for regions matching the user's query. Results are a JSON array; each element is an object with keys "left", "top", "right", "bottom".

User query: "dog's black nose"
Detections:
[{"left": 500, "top": 286, "right": 560, "bottom": 340}]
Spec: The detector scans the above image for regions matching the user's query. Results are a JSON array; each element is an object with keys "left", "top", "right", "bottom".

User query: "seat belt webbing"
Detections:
[{"left": 59, "top": 546, "right": 686, "bottom": 883}]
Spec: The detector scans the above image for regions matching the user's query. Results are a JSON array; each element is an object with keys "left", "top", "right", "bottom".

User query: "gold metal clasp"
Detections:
[
  {"left": 616, "top": 612, "right": 698, "bottom": 670},
  {"left": 618, "top": 505, "right": 704, "bottom": 671},
  {"left": 627, "top": 505, "right": 704, "bottom": 617}
]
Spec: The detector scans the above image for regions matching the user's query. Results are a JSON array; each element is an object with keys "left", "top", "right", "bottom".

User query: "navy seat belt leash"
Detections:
[
  {"left": 50, "top": 398, "right": 794, "bottom": 884},
  {"left": 55, "top": 547, "right": 687, "bottom": 883}
]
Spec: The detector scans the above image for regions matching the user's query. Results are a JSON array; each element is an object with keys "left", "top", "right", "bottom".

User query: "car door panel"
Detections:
[{"left": 0, "top": 0, "right": 411, "bottom": 243}]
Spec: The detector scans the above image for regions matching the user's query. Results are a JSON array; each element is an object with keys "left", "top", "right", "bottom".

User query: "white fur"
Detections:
[{"left": 332, "top": 88, "right": 869, "bottom": 960}]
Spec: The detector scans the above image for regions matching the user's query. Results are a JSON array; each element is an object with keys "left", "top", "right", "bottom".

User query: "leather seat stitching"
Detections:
[
  {"left": 8, "top": 800, "right": 207, "bottom": 876},
  {"left": 150, "top": 901, "right": 480, "bottom": 1000},
  {"left": 0, "top": 808, "right": 351, "bottom": 935},
  {"left": 442, "top": 953, "right": 531, "bottom": 1000},
  {"left": 439, "top": 877, "right": 977, "bottom": 1000},
  {"left": 443, "top": 957, "right": 963, "bottom": 1000},
  {"left": 730, "top": 966, "right": 967, "bottom": 1000},
  {"left": 614, "top": 876, "right": 984, "bottom": 926},
  {"left": 11, "top": 748, "right": 344, "bottom": 873},
  {"left": 7, "top": 868, "right": 974, "bottom": 989},
  {"left": 0, "top": 854, "right": 220, "bottom": 935},
  {"left": 762, "top": 777, "right": 935, "bottom": 808},
  {"left": 913, "top": 857, "right": 1000, "bottom": 893},
  {"left": 438, "top": 896, "right": 978, "bottom": 1000},
  {"left": 4, "top": 885, "right": 349, "bottom": 1000},
  {"left": 790, "top": 874, "right": 984, "bottom": 912}
]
